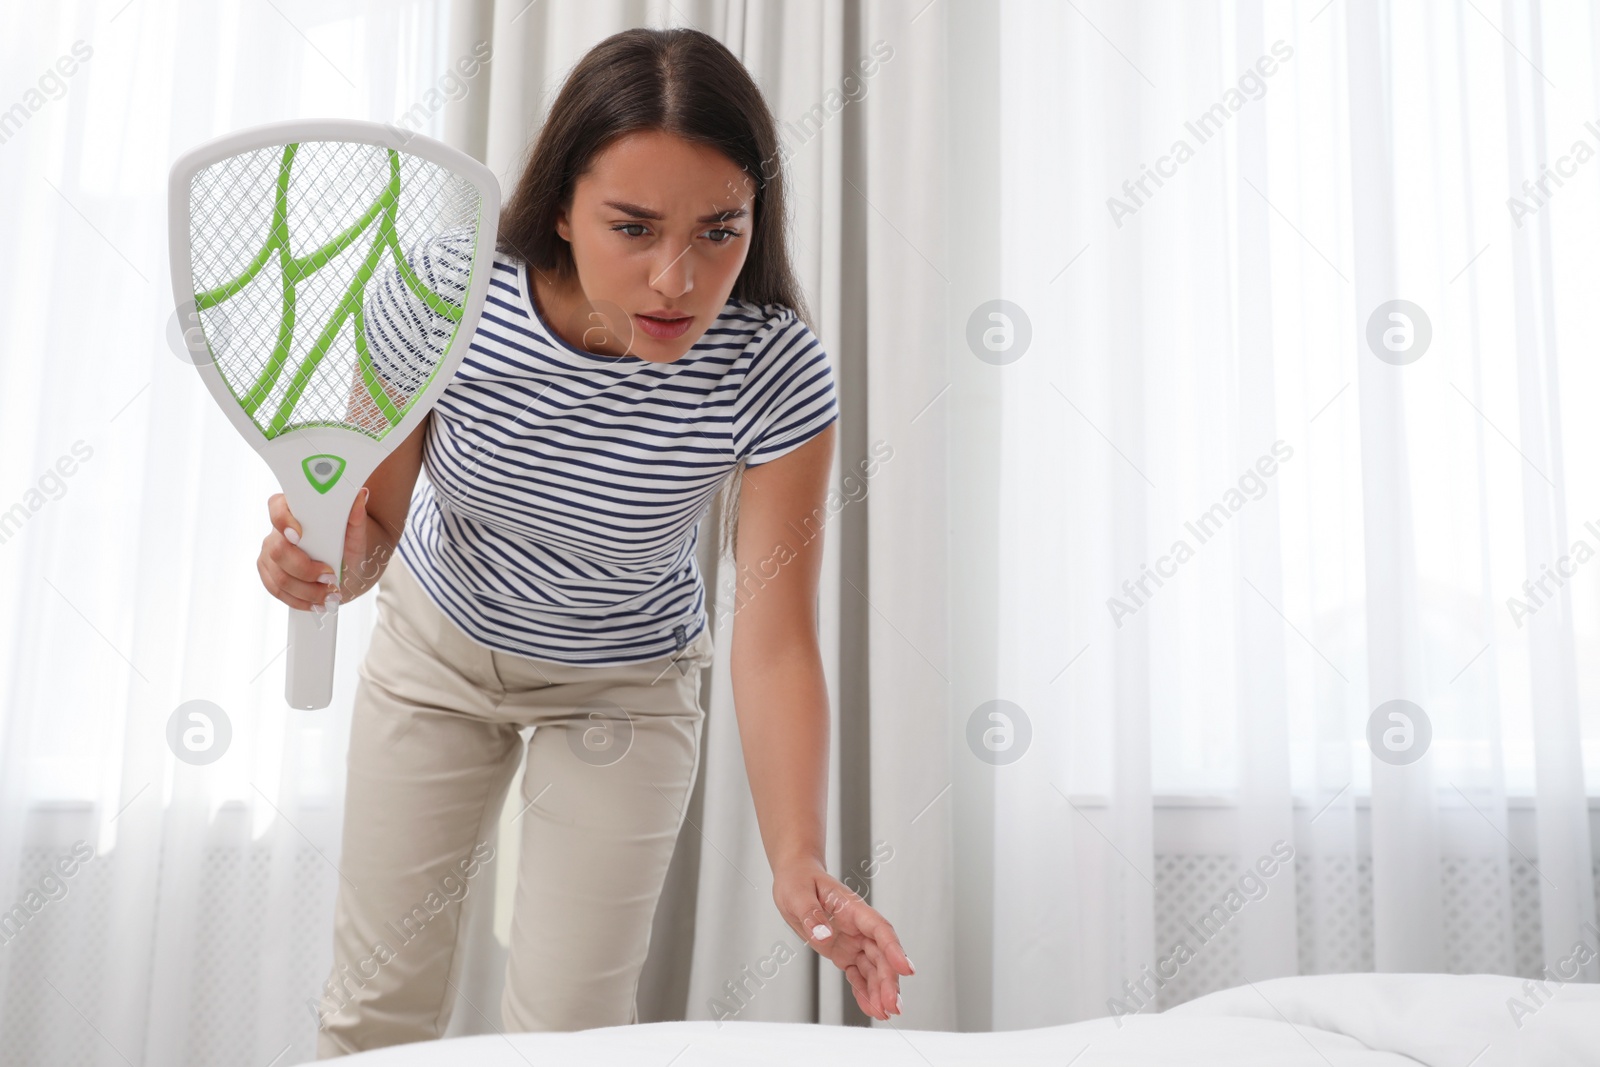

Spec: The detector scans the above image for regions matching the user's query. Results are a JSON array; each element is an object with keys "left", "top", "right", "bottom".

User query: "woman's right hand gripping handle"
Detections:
[{"left": 259, "top": 486, "right": 374, "bottom": 614}]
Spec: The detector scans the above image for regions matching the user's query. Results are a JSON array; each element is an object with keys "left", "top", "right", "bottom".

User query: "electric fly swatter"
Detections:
[{"left": 168, "top": 119, "right": 500, "bottom": 710}]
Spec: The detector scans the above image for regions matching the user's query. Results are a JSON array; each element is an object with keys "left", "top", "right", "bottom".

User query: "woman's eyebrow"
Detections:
[{"left": 603, "top": 200, "right": 748, "bottom": 224}]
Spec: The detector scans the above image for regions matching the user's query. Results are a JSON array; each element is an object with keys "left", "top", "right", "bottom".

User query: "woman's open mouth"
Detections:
[{"left": 635, "top": 312, "right": 693, "bottom": 340}]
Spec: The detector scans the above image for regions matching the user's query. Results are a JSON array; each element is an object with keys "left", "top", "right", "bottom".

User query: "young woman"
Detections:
[{"left": 255, "top": 26, "right": 912, "bottom": 1055}]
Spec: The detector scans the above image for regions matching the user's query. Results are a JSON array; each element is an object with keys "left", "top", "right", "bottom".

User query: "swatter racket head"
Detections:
[
  {"left": 167, "top": 119, "right": 501, "bottom": 709},
  {"left": 168, "top": 118, "right": 500, "bottom": 455}
]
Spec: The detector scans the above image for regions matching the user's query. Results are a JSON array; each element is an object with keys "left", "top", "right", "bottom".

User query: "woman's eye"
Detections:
[{"left": 612, "top": 224, "right": 741, "bottom": 243}]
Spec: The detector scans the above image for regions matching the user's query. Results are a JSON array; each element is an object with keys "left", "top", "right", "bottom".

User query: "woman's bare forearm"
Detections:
[{"left": 730, "top": 634, "right": 831, "bottom": 871}]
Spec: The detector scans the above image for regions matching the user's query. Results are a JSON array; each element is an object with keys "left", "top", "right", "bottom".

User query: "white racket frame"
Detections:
[{"left": 168, "top": 118, "right": 500, "bottom": 710}]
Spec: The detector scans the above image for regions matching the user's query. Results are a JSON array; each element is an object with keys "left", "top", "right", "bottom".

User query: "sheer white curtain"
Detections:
[
  {"left": 0, "top": 2, "right": 455, "bottom": 1063},
  {"left": 977, "top": 0, "right": 1600, "bottom": 1027}
]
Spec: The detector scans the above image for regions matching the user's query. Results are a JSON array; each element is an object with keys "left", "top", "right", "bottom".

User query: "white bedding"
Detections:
[{"left": 334, "top": 973, "right": 1599, "bottom": 1066}]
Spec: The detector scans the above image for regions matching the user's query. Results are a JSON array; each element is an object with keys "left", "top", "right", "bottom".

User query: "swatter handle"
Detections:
[
  {"left": 287, "top": 607, "right": 338, "bottom": 710},
  {"left": 281, "top": 481, "right": 358, "bottom": 710}
]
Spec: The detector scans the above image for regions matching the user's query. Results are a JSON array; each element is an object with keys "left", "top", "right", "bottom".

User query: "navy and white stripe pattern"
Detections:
[
  {"left": 362, "top": 229, "right": 473, "bottom": 398},
  {"left": 365, "top": 234, "right": 839, "bottom": 665}
]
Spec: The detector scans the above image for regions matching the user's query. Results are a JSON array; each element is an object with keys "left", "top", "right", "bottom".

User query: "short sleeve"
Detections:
[
  {"left": 735, "top": 310, "right": 840, "bottom": 467},
  {"left": 361, "top": 227, "right": 475, "bottom": 396}
]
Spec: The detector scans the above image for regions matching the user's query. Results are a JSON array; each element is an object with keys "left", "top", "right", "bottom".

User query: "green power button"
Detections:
[{"left": 303, "top": 454, "right": 346, "bottom": 494}]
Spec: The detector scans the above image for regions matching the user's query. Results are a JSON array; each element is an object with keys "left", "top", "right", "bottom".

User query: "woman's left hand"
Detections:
[{"left": 773, "top": 860, "right": 914, "bottom": 1021}]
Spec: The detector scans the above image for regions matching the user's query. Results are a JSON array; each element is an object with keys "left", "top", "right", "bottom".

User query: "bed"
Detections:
[{"left": 336, "top": 972, "right": 1598, "bottom": 1065}]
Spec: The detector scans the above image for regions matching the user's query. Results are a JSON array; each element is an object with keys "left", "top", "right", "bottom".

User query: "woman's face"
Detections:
[{"left": 546, "top": 129, "right": 757, "bottom": 362}]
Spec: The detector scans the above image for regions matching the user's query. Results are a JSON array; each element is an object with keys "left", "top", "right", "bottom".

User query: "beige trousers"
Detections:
[{"left": 314, "top": 551, "right": 714, "bottom": 1057}]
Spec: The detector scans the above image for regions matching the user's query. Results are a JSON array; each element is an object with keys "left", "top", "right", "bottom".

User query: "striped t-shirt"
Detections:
[{"left": 364, "top": 233, "right": 839, "bottom": 665}]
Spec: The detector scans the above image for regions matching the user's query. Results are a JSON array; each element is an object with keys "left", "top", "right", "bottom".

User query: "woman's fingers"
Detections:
[
  {"left": 264, "top": 561, "right": 337, "bottom": 609},
  {"left": 842, "top": 964, "right": 867, "bottom": 1017},
  {"left": 859, "top": 937, "right": 898, "bottom": 1017},
  {"left": 256, "top": 556, "right": 314, "bottom": 611},
  {"left": 267, "top": 492, "right": 297, "bottom": 541},
  {"left": 257, "top": 556, "right": 333, "bottom": 610},
  {"left": 849, "top": 904, "right": 913, "bottom": 977},
  {"left": 339, "top": 487, "right": 371, "bottom": 591},
  {"left": 831, "top": 900, "right": 907, "bottom": 1018},
  {"left": 844, "top": 964, "right": 882, "bottom": 1021},
  {"left": 773, "top": 874, "right": 830, "bottom": 953},
  {"left": 775, "top": 867, "right": 845, "bottom": 957},
  {"left": 261, "top": 492, "right": 338, "bottom": 609},
  {"left": 271, "top": 535, "right": 338, "bottom": 594},
  {"left": 776, "top": 869, "right": 909, "bottom": 1022},
  {"left": 799, "top": 901, "right": 834, "bottom": 945}
]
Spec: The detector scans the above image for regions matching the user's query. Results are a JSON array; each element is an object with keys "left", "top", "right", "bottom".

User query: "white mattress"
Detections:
[{"left": 335, "top": 973, "right": 1599, "bottom": 1065}]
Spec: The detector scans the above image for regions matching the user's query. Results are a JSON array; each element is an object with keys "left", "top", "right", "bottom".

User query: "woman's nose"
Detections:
[{"left": 649, "top": 244, "right": 694, "bottom": 297}]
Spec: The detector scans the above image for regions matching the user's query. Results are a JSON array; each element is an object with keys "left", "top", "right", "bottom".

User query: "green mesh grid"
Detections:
[{"left": 184, "top": 139, "right": 484, "bottom": 441}]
